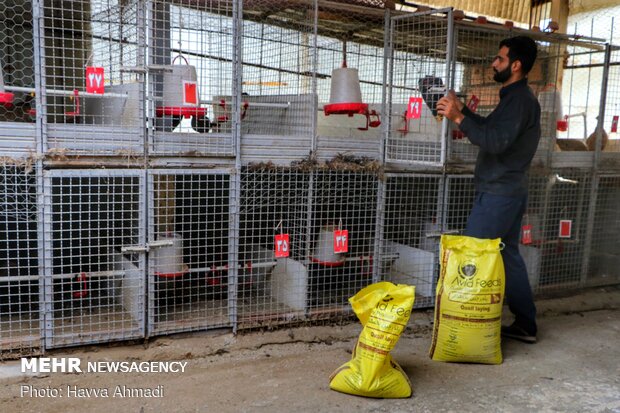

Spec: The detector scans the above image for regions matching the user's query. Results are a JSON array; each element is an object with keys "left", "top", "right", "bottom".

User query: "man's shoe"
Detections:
[{"left": 501, "top": 324, "right": 537, "bottom": 344}]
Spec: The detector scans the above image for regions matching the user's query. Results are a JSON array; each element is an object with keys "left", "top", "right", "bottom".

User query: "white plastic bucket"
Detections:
[
  {"left": 162, "top": 56, "right": 199, "bottom": 108},
  {"left": 152, "top": 233, "right": 186, "bottom": 277},
  {"left": 329, "top": 67, "right": 363, "bottom": 104},
  {"left": 311, "top": 226, "right": 345, "bottom": 265}
]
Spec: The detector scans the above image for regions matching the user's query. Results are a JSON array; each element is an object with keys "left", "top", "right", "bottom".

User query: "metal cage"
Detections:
[
  {"left": 148, "top": 169, "right": 232, "bottom": 335},
  {"left": 0, "top": 0, "right": 37, "bottom": 157},
  {"left": 381, "top": 173, "right": 442, "bottom": 308},
  {"left": 237, "top": 166, "right": 310, "bottom": 328},
  {"left": 41, "top": 0, "right": 146, "bottom": 155},
  {"left": 1, "top": 2, "right": 620, "bottom": 357},
  {"left": 43, "top": 169, "right": 145, "bottom": 348},
  {"left": 385, "top": 11, "right": 612, "bottom": 170},
  {"left": 306, "top": 170, "right": 378, "bottom": 319},
  {"left": 149, "top": 0, "right": 236, "bottom": 156},
  {"left": 0, "top": 163, "right": 41, "bottom": 358},
  {"left": 587, "top": 174, "right": 620, "bottom": 286}
]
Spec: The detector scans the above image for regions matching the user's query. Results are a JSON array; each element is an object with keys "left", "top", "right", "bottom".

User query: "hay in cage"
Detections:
[{"left": 248, "top": 153, "right": 383, "bottom": 176}]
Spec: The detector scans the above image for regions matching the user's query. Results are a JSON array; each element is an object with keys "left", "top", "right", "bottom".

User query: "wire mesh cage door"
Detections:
[
  {"left": 446, "top": 24, "right": 509, "bottom": 165},
  {"left": 306, "top": 170, "right": 378, "bottom": 320},
  {"left": 554, "top": 38, "right": 610, "bottom": 169},
  {"left": 40, "top": 0, "right": 146, "bottom": 155},
  {"left": 0, "top": 0, "right": 38, "bottom": 157},
  {"left": 442, "top": 174, "right": 475, "bottom": 235},
  {"left": 381, "top": 173, "right": 443, "bottom": 308},
  {"left": 148, "top": 169, "right": 232, "bottom": 336},
  {"left": 535, "top": 169, "right": 592, "bottom": 291},
  {"left": 446, "top": 26, "right": 567, "bottom": 166},
  {"left": 314, "top": 1, "right": 386, "bottom": 163},
  {"left": 43, "top": 169, "right": 146, "bottom": 349},
  {"left": 385, "top": 9, "right": 453, "bottom": 166},
  {"left": 237, "top": 167, "right": 310, "bottom": 329},
  {"left": 239, "top": 0, "right": 315, "bottom": 165},
  {"left": 148, "top": 0, "right": 235, "bottom": 156},
  {"left": 0, "top": 163, "right": 41, "bottom": 358},
  {"left": 600, "top": 43, "right": 620, "bottom": 166},
  {"left": 587, "top": 174, "right": 620, "bottom": 286}
]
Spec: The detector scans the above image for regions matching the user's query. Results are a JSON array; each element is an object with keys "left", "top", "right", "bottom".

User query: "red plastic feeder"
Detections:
[
  {"left": 154, "top": 269, "right": 189, "bottom": 279},
  {"left": 0, "top": 92, "right": 14, "bottom": 108},
  {"left": 64, "top": 89, "right": 81, "bottom": 118},
  {"left": 324, "top": 63, "right": 380, "bottom": 130},
  {"left": 556, "top": 118, "right": 568, "bottom": 132},
  {"left": 323, "top": 102, "right": 368, "bottom": 117},
  {"left": 156, "top": 106, "right": 207, "bottom": 118}
]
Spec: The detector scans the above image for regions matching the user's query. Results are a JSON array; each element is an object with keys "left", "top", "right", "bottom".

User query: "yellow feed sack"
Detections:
[
  {"left": 329, "top": 282, "right": 415, "bottom": 398},
  {"left": 429, "top": 235, "right": 505, "bottom": 364}
]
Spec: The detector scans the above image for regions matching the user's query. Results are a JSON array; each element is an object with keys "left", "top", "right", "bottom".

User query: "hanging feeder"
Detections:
[
  {"left": 156, "top": 54, "right": 210, "bottom": 132},
  {"left": 153, "top": 232, "right": 189, "bottom": 279},
  {"left": 309, "top": 225, "right": 346, "bottom": 267},
  {"left": 324, "top": 62, "right": 367, "bottom": 116},
  {"left": 323, "top": 43, "right": 380, "bottom": 131}
]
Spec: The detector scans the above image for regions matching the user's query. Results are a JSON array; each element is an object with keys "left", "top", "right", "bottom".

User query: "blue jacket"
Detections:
[{"left": 459, "top": 78, "right": 541, "bottom": 196}]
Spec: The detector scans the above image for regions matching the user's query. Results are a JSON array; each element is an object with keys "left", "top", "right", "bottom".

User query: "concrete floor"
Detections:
[{"left": 1, "top": 285, "right": 619, "bottom": 413}]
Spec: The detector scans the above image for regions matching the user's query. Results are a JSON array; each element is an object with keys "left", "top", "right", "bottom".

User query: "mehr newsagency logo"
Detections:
[{"left": 17, "top": 357, "right": 188, "bottom": 399}]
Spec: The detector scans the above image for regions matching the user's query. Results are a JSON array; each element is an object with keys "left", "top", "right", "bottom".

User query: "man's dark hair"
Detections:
[{"left": 499, "top": 36, "right": 538, "bottom": 75}]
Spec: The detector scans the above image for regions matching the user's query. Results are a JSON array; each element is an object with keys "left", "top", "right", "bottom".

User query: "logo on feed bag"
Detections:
[
  {"left": 382, "top": 294, "right": 394, "bottom": 303},
  {"left": 458, "top": 261, "right": 477, "bottom": 279},
  {"left": 452, "top": 259, "right": 502, "bottom": 289}
]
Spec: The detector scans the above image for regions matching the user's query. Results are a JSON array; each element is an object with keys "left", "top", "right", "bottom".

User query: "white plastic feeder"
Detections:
[
  {"left": 309, "top": 225, "right": 346, "bottom": 267},
  {"left": 324, "top": 62, "right": 367, "bottom": 116},
  {"left": 156, "top": 55, "right": 207, "bottom": 120},
  {"left": 152, "top": 233, "right": 188, "bottom": 279},
  {"left": 323, "top": 62, "right": 380, "bottom": 130}
]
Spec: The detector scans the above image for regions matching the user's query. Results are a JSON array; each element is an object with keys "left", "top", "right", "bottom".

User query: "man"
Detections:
[{"left": 436, "top": 36, "right": 541, "bottom": 343}]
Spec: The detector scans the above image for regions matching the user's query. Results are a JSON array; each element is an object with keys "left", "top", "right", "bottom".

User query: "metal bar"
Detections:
[
  {"left": 440, "top": 8, "right": 454, "bottom": 167},
  {"left": 392, "top": 7, "right": 453, "bottom": 20},
  {"left": 32, "top": 0, "right": 48, "bottom": 354},
  {"left": 0, "top": 275, "right": 42, "bottom": 283},
  {"left": 229, "top": 0, "right": 243, "bottom": 333},
  {"left": 137, "top": 0, "right": 148, "bottom": 167},
  {"left": 304, "top": 171, "right": 315, "bottom": 316},
  {"left": 594, "top": 44, "right": 612, "bottom": 164},
  {"left": 4, "top": 85, "right": 129, "bottom": 99},
  {"left": 579, "top": 44, "right": 612, "bottom": 286},
  {"left": 41, "top": 170, "right": 54, "bottom": 350},
  {"left": 372, "top": 8, "right": 391, "bottom": 284},
  {"left": 564, "top": 61, "right": 620, "bottom": 69},
  {"left": 199, "top": 100, "right": 290, "bottom": 108},
  {"left": 385, "top": 15, "right": 395, "bottom": 163},
  {"left": 145, "top": 167, "right": 156, "bottom": 338},
  {"left": 311, "top": 0, "right": 318, "bottom": 154},
  {"left": 138, "top": 168, "right": 148, "bottom": 340},
  {"left": 50, "top": 271, "right": 127, "bottom": 280},
  {"left": 578, "top": 173, "right": 596, "bottom": 287}
]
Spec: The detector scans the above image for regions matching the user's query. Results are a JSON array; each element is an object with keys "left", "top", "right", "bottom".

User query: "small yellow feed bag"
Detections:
[
  {"left": 329, "top": 281, "right": 415, "bottom": 398},
  {"left": 429, "top": 235, "right": 505, "bottom": 364}
]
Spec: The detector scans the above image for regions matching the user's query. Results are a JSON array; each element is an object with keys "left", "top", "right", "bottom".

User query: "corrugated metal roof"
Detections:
[
  {"left": 403, "top": 0, "right": 532, "bottom": 24},
  {"left": 569, "top": 0, "right": 620, "bottom": 14},
  {"left": 399, "top": 0, "right": 617, "bottom": 24}
]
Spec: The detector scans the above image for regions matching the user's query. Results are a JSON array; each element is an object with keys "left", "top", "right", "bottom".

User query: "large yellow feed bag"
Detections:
[
  {"left": 329, "top": 281, "right": 415, "bottom": 398},
  {"left": 429, "top": 235, "right": 505, "bottom": 364}
]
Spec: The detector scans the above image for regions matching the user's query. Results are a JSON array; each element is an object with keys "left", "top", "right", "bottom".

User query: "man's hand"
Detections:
[{"left": 437, "top": 90, "right": 465, "bottom": 125}]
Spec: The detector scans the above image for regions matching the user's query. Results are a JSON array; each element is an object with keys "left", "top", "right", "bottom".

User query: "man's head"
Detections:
[{"left": 492, "top": 36, "right": 538, "bottom": 85}]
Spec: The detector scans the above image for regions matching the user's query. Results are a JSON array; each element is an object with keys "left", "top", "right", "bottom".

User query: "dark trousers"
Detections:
[{"left": 464, "top": 192, "right": 537, "bottom": 335}]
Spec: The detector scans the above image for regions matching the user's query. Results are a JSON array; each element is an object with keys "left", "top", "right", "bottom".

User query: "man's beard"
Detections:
[{"left": 493, "top": 65, "right": 512, "bottom": 83}]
